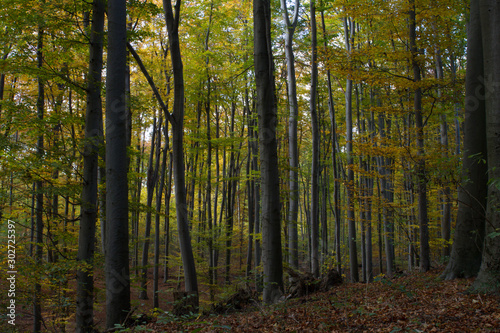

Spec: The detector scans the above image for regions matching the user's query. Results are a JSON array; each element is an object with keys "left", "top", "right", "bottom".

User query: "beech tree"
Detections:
[
  {"left": 472, "top": 0, "right": 500, "bottom": 292},
  {"left": 254, "top": 0, "right": 283, "bottom": 303},
  {"left": 281, "top": 0, "right": 300, "bottom": 272},
  {"left": 162, "top": 0, "right": 199, "bottom": 303},
  {"left": 105, "top": 0, "right": 131, "bottom": 327},
  {"left": 441, "top": 0, "right": 487, "bottom": 280},
  {"left": 76, "top": 0, "right": 105, "bottom": 330}
]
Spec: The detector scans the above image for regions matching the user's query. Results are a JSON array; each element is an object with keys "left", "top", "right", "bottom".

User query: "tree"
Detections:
[
  {"left": 344, "top": 15, "right": 358, "bottom": 283},
  {"left": 162, "top": 0, "right": 199, "bottom": 302},
  {"left": 310, "top": 0, "right": 320, "bottom": 279},
  {"left": 409, "top": 0, "right": 430, "bottom": 272},
  {"left": 76, "top": 0, "right": 105, "bottom": 330},
  {"left": 281, "top": 0, "right": 300, "bottom": 272},
  {"left": 254, "top": 0, "right": 283, "bottom": 304},
  {"left": 105, "top": 0, "right": 131, "bottom": 327},
  {"left": 472, "top": 0, "right": 500, "bottom": 292},
  {"left": 441, "top": 0, "right": 487, "bottom": 280},
  {"left": 33, "top": 5, "right": 44, "bottom": 331}
]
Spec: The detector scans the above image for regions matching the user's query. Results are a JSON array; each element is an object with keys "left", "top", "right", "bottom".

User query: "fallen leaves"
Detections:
[{"left": 150, "top": 268, "right": 500, "bottom": 332}]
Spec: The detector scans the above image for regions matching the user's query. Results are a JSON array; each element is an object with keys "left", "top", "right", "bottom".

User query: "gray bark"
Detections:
[
  {"left": 76, "top": 0, "right": 104, "bottom": 330},
  {"left": 409, "top": 0, "right": 430, "bottom": 272},
  {"left": 163, "top": 0, "right": 199, "bottom": 300},
  {"left": 34, "top": 18, "right": 44, "bottom": 333},
  {"left": 254, "top": 0, "right": 283, "bottom": 303},
  {"left": 154, "top": 128, "right": 168, "bottom": 308},
  {"left": 105, "top": 0, "right": 130, "bottom": 326},
  {"left": 472, "top": 0, "right": 500, "bottom": 292},
  {"left": 310, "top": 0, "right": 320, "bottom": 279},
  {"left": 344, "top": 16, "right": 358, "bottom": 282},
  {"left": 139, "top": 115, "right": 161, "bottom": 300},
  {"left": 281, "top": 0, "right": 300, "bottom": 272},
  {"left": 434, "top": 41, "right": 452, "bottom": 259},
  {"left": 321, "top": 10, "right": 342, "bottom": 274}
]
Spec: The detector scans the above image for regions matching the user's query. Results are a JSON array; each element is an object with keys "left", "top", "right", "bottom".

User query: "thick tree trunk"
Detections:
[
  {"left": 472, "top": 0, "right": 500, "bottom": 292},
  {"left": 105, "top": 0, "right": 130, "bottom": 327},
  {"left": 254, "top": 0, "right": 283, "bottom": 303},
  {"left": 76, "top": 0, "right": 104, "bottom": 330}
]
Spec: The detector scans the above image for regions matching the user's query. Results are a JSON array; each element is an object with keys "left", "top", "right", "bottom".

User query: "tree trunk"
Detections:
[
  {"left": 105, "top": 0, "right": 130, "bottom": 327},
  {"left": 34, "top": 16, "right": 44, "bottom": 333},
  {"left": 139, "top": 115, "right": 161, "bottom": 300},
  {"left": 164, "top": 150, "right": 173, "bottom": 283},
  {"left": 344, "top": 16, "right": 358, "bottom": 283},
  {"left": 434, "top": 39, "right": 452, "bottom": 259},
  {"left": 409, "top": 0, "right": 430, "bottom": 272},
  {"left": 154, "top": 127, "right": 167, "bottom": 308},
  {"left": 254, "top": 0, "right": 283, "bottom": 303},
  {"left": 321, "top": 10, "right": 342, "bottom": 274},
  {"left": 76, "top": 0, "right": 104, "bottom": 330},
  {"left": 471, "top": 0, "right": 500, "bottom": 292},
  {"left": 310, "top": 0, "right": 320, "bottom": 279},
  {"left": 377, "top": 112, "right": 395, "bottom": 276},
  {"left": 281, "top": 0, "right": 300, "bottom": 272},
  {"left": 163, "top": 0, "right": 199, "bottom": 301}
]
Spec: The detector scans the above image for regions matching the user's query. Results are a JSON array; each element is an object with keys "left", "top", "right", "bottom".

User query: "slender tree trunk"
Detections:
[
  {"left": 105, "top": 0, "right": 130, "bottom": 326},
  {"left": 344, "top": 16, "right": 358, "bottom": 282},
  {"left": 377, "top": 112, "right": 395, "bottom": 276},
  {"left": 281, "top": 0, "right": 300, "bottom": 272},
  {"left": 163, "top": 0, "right": 198, "bottom": 301},
  {"left": 409, "top": 0, "right": 430, "bottom": 272},
  {"left": 164, "top": 150, "right": 173, "bottom": 283},
  {"left": 434, "top": 41, "right": 451, "bottom": 259},
  {"left": 310, "top": 0, "right": 320, "bottom": 279},
  {"left": 76, "top": 0, "right": 104, "bottom": 329},
  {"left": 34, "top": 16, "right": 44, "bottom": 333},
  {"left": 252, "top": 107, "right": 262, "bottom": 291},
  {"left": 154, "top": 127, "right": 167, "bottom": 308},
  {"left": 254, "top": 0, "right": 283, "bottom": 303},
  {"left": 139, "top": 116, "right": 161, "bottom": 300},
  {"left": 321, "top": 10, "right": 341, "bottom": 274}
]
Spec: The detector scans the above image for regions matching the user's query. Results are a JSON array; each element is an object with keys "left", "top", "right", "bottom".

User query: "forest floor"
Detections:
[
  {"left": 139, "top": 267, "right": 500, "bottom": 332},
  {"left": 4, "top": 267, "right": 500, "bottom": 332}
]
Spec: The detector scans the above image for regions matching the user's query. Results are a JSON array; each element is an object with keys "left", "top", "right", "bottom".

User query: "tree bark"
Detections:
[
  {"left": 281, "top": 0, "right": 300, "bottom": 272},
  {"left": 472, "top": 0, "right": 500, "bottom": 292},
  {"left": 139, "top": 115, "right": 161, "bottom": 300},
  {"left": 409, "top": 0, "right": 430, "bottom": 272},
  {"left": 321, "top": 10, "right": 342, "bottom": 274},
  {"left": 105, "top": 0, "right": 130, "bottom": 327},
  {"left": 163, "top": 0, "right": 199, "bottom": 301},
  {"left": 154, "top": 127, "right": 168, "bottom": 308},
  {"left": 76, "top": 0, "right": 104, "bottom": 330},
  {"left": 310, "top": 0, "right": 320, "bottom": 279},
  {"left": 344, "top": 16, "right": 358, "bottom": 282},
  {"left": 34, "top": 15, "right": 44, "bottom": 333},
  {"left": 254, "top": 0, "right": 283, "bottom": 303}
]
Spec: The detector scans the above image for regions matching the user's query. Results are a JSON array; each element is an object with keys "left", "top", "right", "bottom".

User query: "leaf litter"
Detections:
[{"left": 146, "top": 268, "right": 500, "bottom": 332}]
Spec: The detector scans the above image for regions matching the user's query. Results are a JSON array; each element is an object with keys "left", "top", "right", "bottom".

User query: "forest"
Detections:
[{"left": 1, "top": 0, "right": 500, "bottom": 331}]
